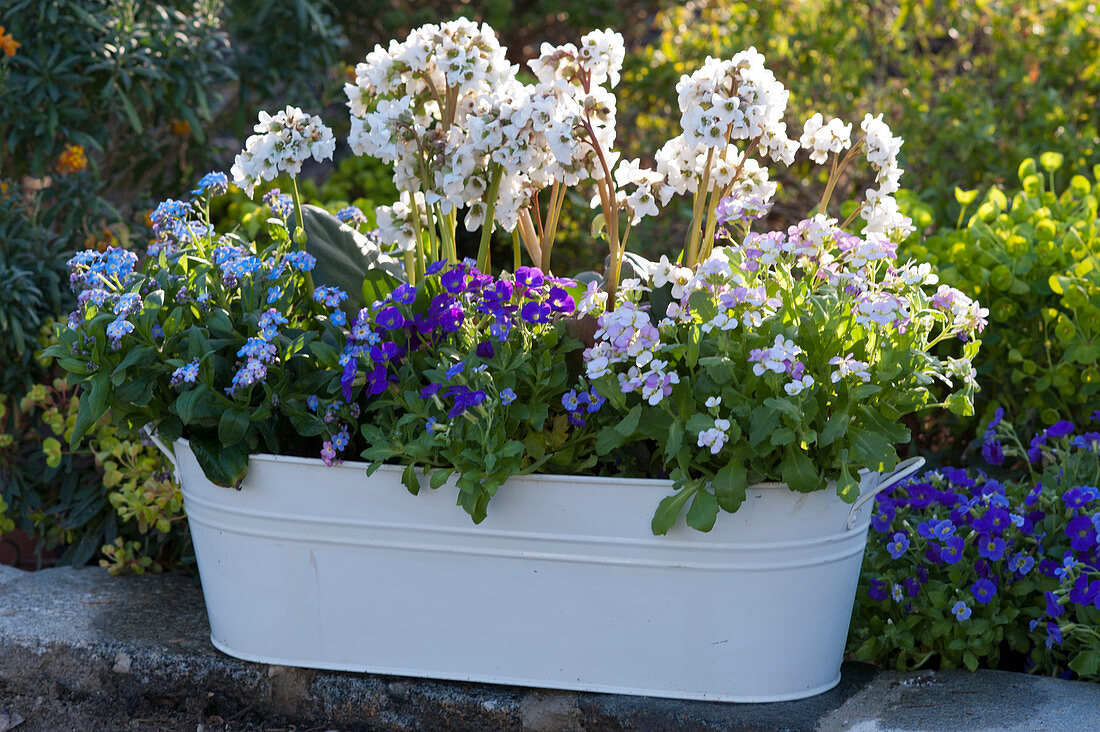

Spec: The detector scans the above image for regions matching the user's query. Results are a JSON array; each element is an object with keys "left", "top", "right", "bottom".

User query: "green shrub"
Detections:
[
  {"left": 903, "top": 157, "right": 1100, "bottom": 429},
  {"left": 331, "top": 0, "right": 666, "bottom": 62},
  {"left": 0, "top": 366, "right": 188, "bottom": 573},
  {"left": 621, "top": 0, "right": 1100, "bottom": 223},
  {"left": 0, "top": 186, "right": 80, "bottom": 393},
  {"left": 849, "top": 415, "right": 1100, "bottom": 680}
]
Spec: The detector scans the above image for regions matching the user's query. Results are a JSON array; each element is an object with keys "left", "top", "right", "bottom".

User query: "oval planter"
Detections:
[{"left": 168, "top": 439, "right": 921, "bottom": 702}]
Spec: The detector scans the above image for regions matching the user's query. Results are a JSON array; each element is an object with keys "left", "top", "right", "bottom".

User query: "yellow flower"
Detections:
[
  {"left": 0, "top": 26, "right": 20, "bottom": 57},
  {"left": 170, "top": 118, "right": 191, "bottom": 137},
  {"left": 57, "top": 143, "right": 88, "bottom": 175}
]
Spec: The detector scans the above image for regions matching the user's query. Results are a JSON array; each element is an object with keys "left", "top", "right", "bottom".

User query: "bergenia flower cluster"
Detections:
[{"left": 231, "top": 105, "right": 336, "bottom": 197}]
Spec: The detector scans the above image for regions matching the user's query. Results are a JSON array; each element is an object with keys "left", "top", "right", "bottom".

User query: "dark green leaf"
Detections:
[
  {"left": 189, "top": 433, "right": 249, "bottom": 488},
  {"left": 686, "top": 488, "right": 719, "bottom": 531},
  {"left": 218, "top": 407, "right": 250, "bottom": 446},
  {"left": 401, "top": 464, "right": 420, "bottom": 495},
  {"left": 651, "top": 483, "right": 698, "bottom": 535},
  {"left": 714, "top": 462, "right": 748, "bottom": 512}
]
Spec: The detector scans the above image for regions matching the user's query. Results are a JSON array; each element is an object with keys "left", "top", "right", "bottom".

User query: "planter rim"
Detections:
[{"left": 173, "top": 438, "right": 876, "bottom": 493}]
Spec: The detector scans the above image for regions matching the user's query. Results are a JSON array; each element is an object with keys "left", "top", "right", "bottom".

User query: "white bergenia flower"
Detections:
[
  {"left": 375, "top": 191, "right": 427, "bottom": 253},
  {"left": 231, "top": 106, "right": 335, "bottom": 197},
  {"left": 800, "top": 113, "right": 853, "bottom": 164}
]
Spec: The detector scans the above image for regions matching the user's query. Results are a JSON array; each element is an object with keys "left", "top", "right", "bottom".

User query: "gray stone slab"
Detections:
[
  {"left": 0, "top": 566, "right": 1097, "bottom": 731},
  {"left": 0, "top": 565, "right": 24, "bottom": 586},
  {"left": 818, "top": 667, "right": 1100, "bottom": 732}
]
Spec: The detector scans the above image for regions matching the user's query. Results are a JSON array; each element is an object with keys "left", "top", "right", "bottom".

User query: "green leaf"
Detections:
[
  {"left": 962, "top": 650, "right": 979, "bottom": 672},
  {"left": 686, "top": 488, "right": 719, "bottom": 532},
  {"left": 429, "top": 469, "right": 452, "bottom": 490},
  {"left": 303, "top": 204, "right": 405, "bottom": 311},
  {"left": 770, "top": 427, "right": 796, "bottom": 446},
  {"left": 651, "top": 483, "right": 698, "bottom": 535},
  {"left": 713, "top": 462, "right": 747, "bottom": 512},
  {"left": 782, "top": 449, "right": 822, "bottom": 493},
  {"left": 820, "top": 411, "right": 850, "bottom": 446},
  {"left": 401, "top": 464, "right": 420, "bottom": 495},
  {"left": 70, "top": 375, "right": 110, "bottom": 449},
  {"left": 110, "top": 345, "right": 154, "bottom": 384},
  {"left": 218, "top": 407, "right": 250, "bottom": 446},
  {"left": 685, "top": 413, "right": 714, "bottom": 433},
  {"left": 189, "top": 433, "right": 249, "bottom": 488},
  {"left": 596, "top": 426, "right": 627, "bottom": 454},
  {"left": 749, "top": 404, "right": 781, "bottom": 446},
  {"left": 615, "top": 405, "right": 642, "bottom": 437},
  {"left": 1068, "top": 650, "right": 1100, "bottom": 678}
]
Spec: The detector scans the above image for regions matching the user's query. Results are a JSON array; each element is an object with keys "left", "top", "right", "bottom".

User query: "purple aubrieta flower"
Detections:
[
  {"left": 1066, "top": 514, "right": 1098, "bottom": 551},
  {"left": 886, "top": 532, "right": 910, "bottom": 559},
  {"left": 420, "top": 383, "right": 442, "bottom": 399},
  {"left": 1063, "top": 486, "right": 1099, "bottom": 510},
  {"left": 426, "top": 260, "right": 448, "bottom": 276},
  {"left": 871, "top": 501, "right": 896, "bottom": 534},
  {"left": 520, "top": 300, "right": 552, "bottom": 324},
  {"left": 426, "top": 417, "right": 438, "bottom": 435},
  {"left": 391, "top": 282, "right": 417, "bottom": 305},
  {"left": 940, "top": 536, "right": 965, "bottom": 565},
  {"left": 977, "top": 535, "right": 1006, "bottom": 561},
  {"left": 1009, "top": 552, "right": 1035, "bottom": 576},
  {"left": 1045, "top": 590, "right": 1066, "bottom": 618},
  {"left": 445, "top": 361, "right": 465, "bottom": 380},
  {"left": 476, "top": 341, "right": 495, "bottom": 359},
  {"left": 500, "top": 388, "right": 517, "bottom": 406},
  {"left": 515, "top": 266, "right": 545, "bottom": 288},
  {"left": 547, "top": 286, "right": 575, "bottom": 314},
  {"left": 562, "top": 390, "right": 581, "bottom": 412},
  {"left": 376, "top": 306, "right": 406, "bottom": 331},
  {"left": 586, "top": 389, "right": 606, "bottom": 413},
  {"left": 891, "top": 583, "right": 904, "bottom": 602},
  {"left": 1045, "top": 622, "right": 1063, "bottom": 649},
  {"left": 441, "top": 266, "right": 467, "bottom": 294},
  {"left": 952, "top": 600, "right": 972, "bottom": 621},
  {"left": 868, "top": 578, "right": 888, "bottom": 602},
  {"left": 970, "top": 578, "right": 997, "bottom": 604}
]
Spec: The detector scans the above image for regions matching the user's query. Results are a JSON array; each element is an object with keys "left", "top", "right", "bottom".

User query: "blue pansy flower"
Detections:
[
  {"left": 970, "top": 578, "right": 997, "bottom": 604},
  {"left": 886, "top": 532, "right": 910, "bottom": 559}
]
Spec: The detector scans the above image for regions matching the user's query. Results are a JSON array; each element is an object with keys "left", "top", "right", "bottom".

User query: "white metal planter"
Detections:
[{"left": 167, "top": 439, "right": 921, "bottom": 703}]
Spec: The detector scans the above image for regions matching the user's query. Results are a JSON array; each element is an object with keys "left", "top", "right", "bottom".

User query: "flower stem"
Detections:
[
  {"left": 289, "top": 178, "right": 315, "bottom": 297},
  {"left": 476, "top": 166, "right": 504, "bottom": 273}
]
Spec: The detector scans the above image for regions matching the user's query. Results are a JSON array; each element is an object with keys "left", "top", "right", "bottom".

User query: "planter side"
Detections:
[{"left": 176, "top": 442, "right": 878, "bottom": 702}]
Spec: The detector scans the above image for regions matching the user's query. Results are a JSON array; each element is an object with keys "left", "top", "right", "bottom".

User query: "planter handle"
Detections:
[
  {"left": 143, "top": 426, "right": 181, "bottom": 485},
  {"left": 845, "top": 456, "right": 925, "bottom": 531}
]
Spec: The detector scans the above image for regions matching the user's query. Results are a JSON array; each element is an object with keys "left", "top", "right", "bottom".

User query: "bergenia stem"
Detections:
[
  {"left": 289, "top": 178, "right": 315, "bottom": 297},
  {"left": 476, "top": 165, "right": 504, "bottom": 273},
  {"left": 685, "top": 148, "right": 716, "bottom": 268},
  {"left": 540, "top": 181, "right": 567, "bottom": 273},
  {"left": 512, "top": 228, "right": 522, "bottom": 270}
]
